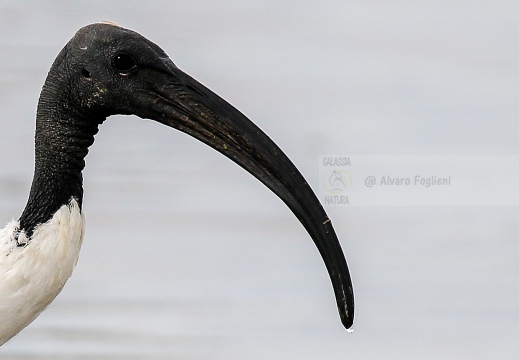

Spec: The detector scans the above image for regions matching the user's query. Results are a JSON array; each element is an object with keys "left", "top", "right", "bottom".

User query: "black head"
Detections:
[{"left": 48, "top": 23, "right": 178, "bottom": 119}]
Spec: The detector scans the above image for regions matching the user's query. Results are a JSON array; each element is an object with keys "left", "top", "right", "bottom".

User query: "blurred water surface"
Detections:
[{"left": 0, "top": 1, "right": 518, "bottom": 359}]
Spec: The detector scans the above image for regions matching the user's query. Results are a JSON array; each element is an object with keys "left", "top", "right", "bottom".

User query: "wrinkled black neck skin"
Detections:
[{"left": 18, "top": 49, "right": 106, "bottom": 239}]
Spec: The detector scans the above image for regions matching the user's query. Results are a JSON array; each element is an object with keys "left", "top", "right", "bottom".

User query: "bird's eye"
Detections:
[
  {"left": 81, "top": 68, "right": 91, "bottom": 78},
  {"left": 112, "top": 53, "right": 137, "bottom": 75}
]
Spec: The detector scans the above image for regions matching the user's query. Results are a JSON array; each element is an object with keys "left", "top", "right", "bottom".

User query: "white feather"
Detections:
[{"left": 0, "top": 199, "right": 84, "bottom": 345}]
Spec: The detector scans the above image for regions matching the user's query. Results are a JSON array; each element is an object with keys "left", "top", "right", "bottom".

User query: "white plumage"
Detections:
[{"left": 0, "top": 199, "right": 84, "bottom": 345}]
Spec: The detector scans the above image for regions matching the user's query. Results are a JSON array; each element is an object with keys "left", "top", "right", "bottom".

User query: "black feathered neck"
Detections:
[{"left": 18, "top": 44, "right": 107, "bottom": 238}]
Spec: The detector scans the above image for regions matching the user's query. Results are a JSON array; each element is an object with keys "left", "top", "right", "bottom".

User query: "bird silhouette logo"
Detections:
[{"left": 323, "top": 169, "right": 351, "bottom": 194}]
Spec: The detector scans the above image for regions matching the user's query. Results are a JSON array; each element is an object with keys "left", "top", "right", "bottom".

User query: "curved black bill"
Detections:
[{"left": 142, "top": 67, "right": 354, "bottom": 329}]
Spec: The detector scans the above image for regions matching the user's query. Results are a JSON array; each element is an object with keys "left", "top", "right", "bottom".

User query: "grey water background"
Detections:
[{"left": 0, "top": 1, "right": 518, "bottom": 359}]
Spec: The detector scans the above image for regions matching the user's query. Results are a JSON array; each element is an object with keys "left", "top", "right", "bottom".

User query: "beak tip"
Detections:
[
  {"left": 342, "top": 314, "right": 354, "bottom": 331},
  {"left": 340, "top": 312, "right": 354, "bottom": 332},
  {"left": 340, "top": 306, "right": 354, "bottom": 331},
  {"left": 339, "top": 286, "right": 354, "bottom": 330}
]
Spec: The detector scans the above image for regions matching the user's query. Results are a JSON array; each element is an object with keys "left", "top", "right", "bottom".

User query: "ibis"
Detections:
[{"left": 0, "top": 23, "right": 354, "bottom": 345}]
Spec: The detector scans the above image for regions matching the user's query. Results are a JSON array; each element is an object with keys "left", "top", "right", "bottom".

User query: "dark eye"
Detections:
[
  {"left": 113, "top": 53, "right": 137, "bottom": 74},
  {"left": 81, "top": 68, "right": 92, "bottom": 78}
]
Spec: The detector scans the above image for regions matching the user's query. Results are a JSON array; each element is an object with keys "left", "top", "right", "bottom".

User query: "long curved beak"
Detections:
[{"left": 136, "top": 65, "right": 354, "bottom": 329}]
